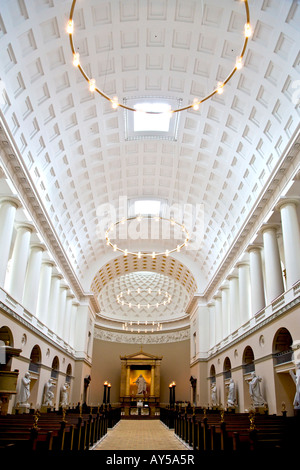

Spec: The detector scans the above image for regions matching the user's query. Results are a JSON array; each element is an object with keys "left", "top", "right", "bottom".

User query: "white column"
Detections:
[
  {"left": 227, "top": 273, "right": 239, "bottom": 333},
  {"left": 47, "top": 273, "right": 63, "bottom": 331},
  {"left": 56, "top": 282, "right": 68, "bottom": 338},
  {"left": 63, "top": 291, "right": 74, "bottom": 344},
  {"left": 22, "top": 243, "right": 45, "bottom": 314},
  {"left": 208, "top": 301, "right": 216, "bottom": 348},
  {"left": 197, "top": 304, "right": 210, "bottom": 357},
  {"left": 213, "top": 293, "right": 222, "bottom": 344},
  {"left": 220, "top": 283, "right": 229, "bottom": 338},
  {"left": 261, "top": 224, "right": 284, "bottom": 303},
  {"left": 237, "top": 261, "right": 251, "bottom": 325},
  {"left": 36, "top": 259, "right": 55, "bottom": 323},
  {"left": 0, "top": 196, "right": 21, "bottom": 286},
  {"left": 69, "top": 301, "right": 79, "bottom": 349},
  {"left": 6, "top": 222, "right": 34, "bottom": 302},
  {"left": 277, "top": 198, "right": 300, "bottom": 288},
  {"left": 247, "top": 245, "right": 265, "bottom": 315}
]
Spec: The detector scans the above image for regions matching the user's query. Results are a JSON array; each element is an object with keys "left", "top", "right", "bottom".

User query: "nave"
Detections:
[{"left": 93, "top": 420, "right": 187, "bottom": 451}]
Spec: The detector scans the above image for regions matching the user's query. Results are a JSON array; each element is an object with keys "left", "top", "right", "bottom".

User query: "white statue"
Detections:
[
  {"left": 211, "top": 383, "right": 217, "bottom": 406},
  {"left": 60, "top": 382, "right": 69, "bottom": 407},
  {"left": 43, "top": 378, "right": 55, "bottom": 406},
  {"left": 247, "top": 372, "right": 266, "bottom": 407},
  {"left": 134, "top": 374, "right": 147, "bottom": 394},
  {"left": 226, "top": 378, "right": 236, "bottom": 408},
  {"left": 18, "top": 372, "right": 31, "bottom": 405},
  {"left": 289, "top": 362, "right": 300, "bottom": 409}
]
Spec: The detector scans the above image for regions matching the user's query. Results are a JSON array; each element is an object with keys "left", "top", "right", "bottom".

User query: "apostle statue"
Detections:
[
  {"left": 134, "top": 374, "right": 147, "bottom": 394},
  {"left": 43, "top": 378, "right": 55, "bottom": 406},
  {"left": 289, "top": 362, "right": 300, "bottom": 409},
  {"left": 246, "top": 372, "right": 266, "bottom": 407},
  {"left": 211, "top": 382, "right": 217, "bottom": 407},
  {"left": 60, "top": 382, "right": 70, "bottom": 408},
  {"left": 226, "top": 378, "right": 237, "bottom": 408},
  {"left": 18, "top": 372, "right": 31, "bottom": 405}
]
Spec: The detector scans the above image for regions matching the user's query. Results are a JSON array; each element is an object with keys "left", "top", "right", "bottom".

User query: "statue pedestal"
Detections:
[{"left": 18, "top": 403, "right": 30, "bottom": 414}]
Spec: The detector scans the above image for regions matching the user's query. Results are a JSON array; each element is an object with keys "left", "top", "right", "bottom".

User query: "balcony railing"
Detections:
[
  {"left": 273, "top": 350, "right": 293, "bottom": 365},
  {"left": 243, "top": 362, "right": 255, "bottom": 374},
  {"left": 223, "top": 370, "right": 231, "bottom": 379},
  {"left": 28, "top": 362, "right": 40, "bottom": 374}
]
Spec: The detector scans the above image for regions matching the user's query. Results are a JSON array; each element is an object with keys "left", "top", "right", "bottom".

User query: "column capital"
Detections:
[
  {"left": 42, "top": 258, "right": 56, "bottom": 268},
  {"left": 236, "top": 260, "right": 249, "bottom": 268},
  {"left": 260, "top": 223, "right": 281, "bottom": 235},
  {"left": 247, "top": 243, "right": 263, "bottom": 253},
  {"left": 15, "top": 221, "right": 36, "bottom": 233},
  {"left": 52, "top": 272, "right": 63, "bottom": 281},
  {"left": 0, "top": 195, "right": 22, "bottom": 209},
  {"left": 226, "top": 273, "right": 238, "bottom": 281},
  {"left": 29, "top": 242, "right": 46, "bottom": 252},
  {"left": 276, "top": 196, "right": 300, "bottom": 211},
  {"left": 220, "top": 282, "right": 229, "bottom": 291},
  {"left": 213, "top": 292, "right": 221, "bottom": 300},
  {"left": 59, "top": 282, "right": 69, "bottom": 291}
]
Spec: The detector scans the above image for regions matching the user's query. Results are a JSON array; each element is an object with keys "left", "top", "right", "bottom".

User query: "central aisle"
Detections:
[{"left": 93, "top": 420, "right": 189, "bottom": 450}]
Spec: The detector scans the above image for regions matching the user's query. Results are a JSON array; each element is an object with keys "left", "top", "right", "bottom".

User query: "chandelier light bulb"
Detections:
[
  {"left": 244, "top": 22, "right": 252, "bottom": 38},
  {"left": 111, "top": 96, "right": 119, "bottom": 109},
  {"left": 217, "top": 82, "right": 224, "bottom": 94},
  {"left": 235, "top": 56, "right": 243, "bottom": 70},
  {"left": 89, "top": 79, "right": 96, "bottom": 92},
  {"left": 66, "top": 19, "right": 74, "bottom": 34},
  {"left": 72, "top": 52, "right": 80, "bottom": 67},
  {"left": 192, "top": 98, "right": 200, "bottom": 111}
]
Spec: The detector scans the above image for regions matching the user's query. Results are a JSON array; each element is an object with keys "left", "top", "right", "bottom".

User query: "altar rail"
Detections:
[
  {"left": 0, "top": 406, "right": 121, "bottom": 451},
  {"left": 160, "top": 407, "right": 299, "bottom": 451}
]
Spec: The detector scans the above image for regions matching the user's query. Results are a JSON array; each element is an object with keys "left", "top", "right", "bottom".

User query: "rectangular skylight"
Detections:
[
  {"left": 134, "top": 199, "right": 161, "bottom": 216},
  {"left": 124, "top": 97, "right": 181, "bottom": 141},
  {"left": 133, "top": 102, "right": 171, "bottom": 132}
]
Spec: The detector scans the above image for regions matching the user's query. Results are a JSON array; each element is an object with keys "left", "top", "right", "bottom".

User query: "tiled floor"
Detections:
[{"left": 93, "top": 419, "right": 188, "bottom": 450}]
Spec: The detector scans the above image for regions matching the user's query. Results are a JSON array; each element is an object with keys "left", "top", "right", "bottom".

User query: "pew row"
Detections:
[{"left": 0, "top": 406, "right": 121, "bottom": 451}]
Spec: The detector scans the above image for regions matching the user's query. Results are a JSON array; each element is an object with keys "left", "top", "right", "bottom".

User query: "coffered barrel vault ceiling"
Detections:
[{"left": 0, "top": 1, "right": 299, "bottom": 332}]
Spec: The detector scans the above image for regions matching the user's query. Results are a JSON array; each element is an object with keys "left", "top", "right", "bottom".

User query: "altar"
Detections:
[{"left": 120, "top": 350, "right": 162, "bottom": 417}]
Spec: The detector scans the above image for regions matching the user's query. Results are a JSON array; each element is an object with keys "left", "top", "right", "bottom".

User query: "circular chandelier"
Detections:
[
  {"left": 105, "top": 215, "right": 190, "bottom": 258},
  {"left": 67, "top": 0, "right": 251, "bottom": 114},
  {"left": 117, "top": 288, "right": 171, "bottom": 309},
  {"left": 122, "top": 321, "right": 163, "bottom": 333}
]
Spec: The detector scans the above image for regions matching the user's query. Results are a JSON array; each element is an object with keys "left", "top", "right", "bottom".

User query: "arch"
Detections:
[
  {"left": 223, "top": 356, "right": 232, "bottom": 379},
  {"left": 0, "top": 325, "right": 14, "bottom": 347},
  {"left": 51, "top": 356, "right": 59, "bottom": 379},
  {"left": 210, "top": 364, "right": 216, "bottom": 383},
  {"left": 29, "top": 344, "right": 42, "bottom": 374},
  {"left": 242, "top": 346, "right": 255, "bottom": 374},
  {"left": 273, "top": 327, "right": 293, "bottom": 365},
  {"left": 66, "top": 363, "right": 72, "bottom": 383}
]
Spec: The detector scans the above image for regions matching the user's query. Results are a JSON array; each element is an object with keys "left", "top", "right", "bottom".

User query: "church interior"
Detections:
[{"left": 0, "top": 0, "right": 300, "bottom": 452}]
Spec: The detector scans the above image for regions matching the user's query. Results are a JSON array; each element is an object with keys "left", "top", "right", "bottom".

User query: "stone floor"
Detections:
[{"left": 93, "top": 419, "right": 189, "bottom": 450}]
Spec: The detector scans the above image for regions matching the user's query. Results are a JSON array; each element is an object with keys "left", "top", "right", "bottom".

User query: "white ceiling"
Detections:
[{"left": 0, "top": 0, "right": 299, "bottom": 330}]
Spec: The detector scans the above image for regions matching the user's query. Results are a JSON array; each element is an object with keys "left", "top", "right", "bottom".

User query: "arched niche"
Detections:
[
  {"left": 223, "top": 357, "right": 232, "bottom": 380},
  {"left": 242, "top": 346, "right": 255, "bottom": 374},
  {"left": 51, "top": 356, "right": 59, "bottom": 379},
  {"left": 29, "top": 345, "right": 41, "bottom": 374},
  {"left": 210, "top": 364, "right": 216, "bottom": 383},
  {"left": 0, "top": 325, "right": 14, "bottom": 347},
  {"left": 272, "top": 328, "right": 293, "bottom": 365},
  {"left": 66, "top": 363, "right": 72, "bottom": 384}
]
